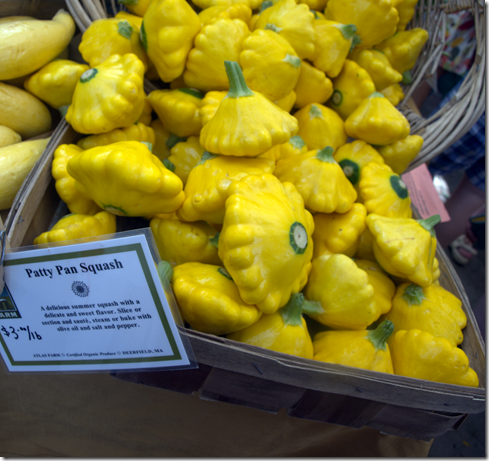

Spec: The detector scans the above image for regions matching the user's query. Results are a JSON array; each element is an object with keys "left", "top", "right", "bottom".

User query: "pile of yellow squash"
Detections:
[{"left": 1, "top": 0, "right": 479, "bottom": 387}]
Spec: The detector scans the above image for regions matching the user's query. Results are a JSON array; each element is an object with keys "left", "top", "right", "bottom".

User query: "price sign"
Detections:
[{"left": 0, "top": 231, "right": 194, "bottom": 373}]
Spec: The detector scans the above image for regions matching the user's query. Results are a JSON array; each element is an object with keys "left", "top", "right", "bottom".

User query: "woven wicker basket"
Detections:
[{"left": 65, "top": 0, "right": 486, "bottom": 173}]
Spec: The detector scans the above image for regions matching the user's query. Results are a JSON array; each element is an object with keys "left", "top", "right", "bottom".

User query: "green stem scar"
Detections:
[
  {"left": 80, "top": 68, "right": 98, "bottom": 83},
  {"left": 339, "top": 159, "right": 360, "bottom": 185},
  {"left": 390, "top": 175, "right": 409, "bottom": 199},
  {"left": 331, "top": 90, "right": 343, "bottom": 106},
  {"left": 290, "top": 222, "right": 308, "bottom": 254}
]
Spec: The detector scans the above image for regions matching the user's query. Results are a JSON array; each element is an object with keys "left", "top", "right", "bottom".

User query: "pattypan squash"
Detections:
[
  {"left": 148, "top": 88, "right": 204, "bottom": 138},
  {"left": 375, "top": 28, "right": 429, "bottom": 74},
  {"left": 312, "top": 202, "right": 367, "bottom": 258},
  {"left": 34, "top": 211, "right": 116, "bottom": 245},
  {"left": 396, "top": 0, "right": 419, "bottom": 31},
  {"left": 349, "top": 48, "right": 403, "bottom": 91},
  {"left": 333, "top": 140, "right": 385, "bottom": 195},
  {"left": 24, "top": 59, "right": 89, "bottom": 109},
  {"left": 294, "top": 103, "right": 347, "bottom": 150},
  {"left": 383, "top": 283, "right": 467, "bottom": 346},
  {"left": 77, "top": 123, "right": 155, "bottom": 150},
  {"left": 198, "top": 3, "right": 253, "bottom": 26},
  {"left": 151, "top": 218, "right": 221, "bottom": 267},
  {"left": 137, "top": 98, "right": 153, "bottom": 126},
  {"left": 274, "top": 146, "right": 357, "bottom": 214},
  {"left": 366, "top": 213, "right": 441, "bottom": 287},
  {"left": 239, "top": 29, "right": 301, "bottom": 102},
  {"left": 165, "top": 136, "right": 205, "bottom": 186},
  {"left": 219, "top": 173, "right": 315, "bottom": 314},
  {"left": 67, "top": 141, "right": 185, "bottom": 217},
  {"left": 141, "top": 0, "right": 201, "bottom": 82},
  {"left": 150, "top": 118, "right": 172, "bottom": 161},
  {"left": 177, "top": 151, "right": 274, "bottom": 225},
  {"left": 227, "top": 293, "right": 314, "bottom": 359},
  {"left": 192, "top": 0, "right": 262, "bottom": 11},
  {"left": 311, "top": 20, "right": 358, "bottom": 78},
  {"left": 200, "top": 61, "right": 298, "bottom": 157},
  {"left": 118, "top": 0, "right": 151, "bottom": 17},
  {"left": 381, "top": 83, "right": 405, "bottom": 106},
  {"left": 390, "top": 329, "right": 479, "bottom": 387},
  {"left": 274, "top": 90, "right": 296, "bottom": 111},
  {"left": 79, "top": 17, "right": 149, "bottom": 70},
  {"left": 114, "top": 11, "right": 143, "bottom": 29},
  {"left": 355, "top": 258, "right": 396, "bottom": 315},
  {"left": 313, "top": 320, "right": 395, "bottom": 373},
  {"left": 354, "top": 226, "right": 376, "bottom": 261},
  {"left": 300, "top": 0, "right": 328, "bottom": 12},
  {"left": 52, "top": 144, "right": 102, "bottom": 215},
  {"left": 303, "top": 253, "right": 380, "bottom": 329},
  {"left": 66, "top": 53, "right": 146, "bottom": 135},
  {"left": 359, "top": 161, "right": 413, "bottom": 218},
  {"left": 293, "top": 60, "right": 333, "bottom": 109},
  {"left": 259, "top": 135, "right": 308, "bottom": 162},
  {"left": 377, "top": 134, "right": 423, "bottom": 174},
  {"left": 328, "top": 59, "right": 376, "bottom": 120},
  {"left": 172, "top": 262, "right": 261, "bottom": 335},
  {"left": 345, "top": 92, "right": 410, "bottom": 145},
  {"left": 199, "top": 90, "right": 227, "bottom": 127},
  {"left": 324, "top": 0, "right": 399, "bottom": 49},
  {"left": 252, "top": 0, "right": 317, "bottom": 60},
  {"left": 183, "top": 18, "right": 250, "bottom": 93}
]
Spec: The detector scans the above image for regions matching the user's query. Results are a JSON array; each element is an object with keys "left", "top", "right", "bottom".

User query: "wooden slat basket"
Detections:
[{"left": 0, "top": 0, "right": 485, "bottom": 444}]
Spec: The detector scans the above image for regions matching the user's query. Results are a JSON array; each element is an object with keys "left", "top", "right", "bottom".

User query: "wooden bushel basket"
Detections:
[{"left": 0, "top": 0, "right": 485, "bottom": 446}]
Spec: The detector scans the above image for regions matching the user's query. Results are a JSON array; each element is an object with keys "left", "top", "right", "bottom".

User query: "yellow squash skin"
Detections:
[
  {"left": 328, "top": 59, "right": 376, "bottom": 120},
  {"left": 172, "top": 262, "right": 261, "bottom": 336},
  {"left": 355, "top": 259, "right": 396, "bottom": 315},
  {"left": 381, "top": 82, "right": 405, "bottom": 106},
  {"left": 193, "top": 0, "right": 262, "bottom": 11},
  {"left": 151, "top": 218, "right": 221, "bottom": 267},
  {"left": 184, "top": 18, "right": 250, "bottom": 93},
  {"left": 66, "top": 53, "right": 146, "bottom": 135},
  {"left": 274, "top": 146, "right": 357, "bottom": 214},
  {"left": 227, "top": 293, "right": 314, "bottom": 359},
  {"left": 150, "top": 118, "right": 172, "bottom": 161},
  {"left": 313, "top": 320, "right": 395, "bottom": 373},
  {"left": 312, "top": 202, "right": 367, "bottom": 258},
  {"left": 389, "top": 329, "right": 479, "bottom": 387},
  {"left": 383, "top": 283, "right": 467, "bottom": 346},
  {"left": 200, "top": 61, "right": 298, "bottom": 157},
  {"left": 239, "top": 29, "right": 302, "bottom": 102},
  {"left": 52, "top": 144, "right": 102, "bottom": 215},
  {"left": 148, "top": 88, "right": 204, "bottom": 138},
  {"left": 0, "top": 137, "right": 50, "bottom": 211},
  {"left": 376, "top": 134, "right": 424, "bottom": 174},
  {"left": 253, "top": 0, "right": 317, "bottom": 60},
  {"left": 333, "top": 140, "right": 385, "bottom": 195},
  {"left": 166, "top": 136, "right": 205, "bottom": 186},
  {"left": 293, "top": 60, "right": 333, "bottom": 109},
  {"left": 274, "top": 90, "right": 296, "bottom": 112},
  {"left": 366, "top": 213, "right": 440, "bottom": 287},
  {"left": 118, "top": 0, "right": 152, "bottom": 17},
  {"left": 178, "top": 152, "right": 275, "bottom": 225},
  {"left": 67, "top": 141, "right": 185, "bottom": 217},
  {"left": 359, "top": 161, "right": 412, "bottom": 218},
  {"left": 375, "top": 28, "right": 429, "bottom": 74},
  {"left": 24, "top": 59, "right": 89, "bottom": 109},
  {"left": 259, "top": 134, "right": 308, "bottom": 163},
  {"left": 33, "top": 211, "right": 117, "bottom": 245},
  {"left": 79, "top": 17, "right": 149, "bottom": 69},
  {"left": 349, "top": 48, "right": 403, "bottom": 91},
  {"left": 141, "top": 0, "right": 201, "bottom": 83},
  {"left": 396, "top": 0, "right": 419, "bottom": 31},
  {"left": 324, "top": 0, "right": 399, "bottom": 49},
  {"left": 218, "top": 173, "right": 314, "bottom": 314},
  {"left": 0, "top": 126, "right": 21, "bottom": 148},
  {"left": 0, "top": 10, "right": 76, "bottom": 81},
  {"left": 199, "top": 90, "right": 227, "bottom": 127},
  {"left": 345, "top": 92, "right": 410, "bottom": 145},
  {"left": 303, "top": 253, "right": 380, "bottom": 330},
  {"left": 354, "top": 227, "right": 376, "bottom": 261},
  {"left": 0, "top": 82, "right": 52, "bottom": 139},
  {"left": 76, "top": 123, "right": 155, "bottom": 150},
  {"left": 198, "top": 4, "right": 253, "bottom": 26},
  {"left": 311, "top": 20, "right": 358, "bottom": 78},
  {"left": 294, "top": 103, "right": 347, "bottom": 151}
]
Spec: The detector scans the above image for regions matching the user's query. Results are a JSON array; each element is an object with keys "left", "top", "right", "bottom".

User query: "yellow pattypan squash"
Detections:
[
  {"left": 76, "top": 123, "right": 155, "bottom": 150},
  {"left": 67, "top": 141, "right": 185, "bottom": 217},
  {"left": 164, "top": 136, "right": 205, "bottom": 186},
  {"left": 313, "top": 319, "right": 395, "bottom": 373},
  {"left": 354, "top": 226, "right": 376, "bottom": 261},
  {"left": 150, "top": 118, "right": 172, "bottom": 162},
  {"left": 198, "top": 3, "right": 253, "bottom": 27},
  {"left": 218, "top": 173, "right": 315, "bottom": 314},
  {"left": 192, "top": 0, "right": 262, "bottom": 11},
  {"left": 118, "top": 0, "right": 151, "bottom": 17},
  {"left": 199, "top": 90, "right": 227, "bottom": 127},
  {"left": 200, "top": 61, "right": 298, "bottom": 157},
  {"left": 274, "top": 146, "right": 357, "bottom": 214},
  {"left": 66, "top": 53, "right": 146, "bottom": 135},
  {"left": 259, "top": 135, "right": 308, "bottom": 162},
  {"left": 274, "top": 90, "right": 296, "bottom": 111},
  {"left": 228, "top": 293, "right": 314, "bottom": 359},
  {"left": 396, "top": 0, "right": 419, "bottom": 31},
  {"left": 381, "top": 83, "right": 405, "bottom": 106},
  {"left": 377, "top": 134, "right": 423, "bottom": 174},
  {"left": 34, "top": 211, "right": 116, "bottom": 245},
  {"left": 293, "top": 60, "right": 333, "bottom": 109}
]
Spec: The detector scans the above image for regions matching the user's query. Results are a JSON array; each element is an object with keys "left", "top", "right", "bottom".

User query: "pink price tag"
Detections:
[{"left": 402, "top": 163, "right": 451, "bottom": 223}]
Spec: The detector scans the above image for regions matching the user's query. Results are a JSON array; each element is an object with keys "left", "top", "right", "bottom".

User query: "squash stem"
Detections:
[
  {"left": 279, "top": 293, "right": 305, "bottom": 327},
  {"left": 316, "top": 146, "right": 335, "bottom": 163},
  {"left": 401, "top": 284, "right": 426, "bottom": 306},
  {"left": 224, "top": 61, "right": 254, "bottom": 98},
  {"left": 366, "top": 320, "right": 394, "bottom": 351},
  {"left": 302, "top": 299, "right": 326, "bottom": 316},
  {"left": 418, "top": 215, "right": 441, "bottom": 236}
]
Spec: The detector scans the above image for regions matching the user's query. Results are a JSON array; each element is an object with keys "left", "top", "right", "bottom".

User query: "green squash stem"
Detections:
[
  {"left": 279, "top": 293, "right": 305, "bottom": 326},
  {"left": 224, "top": 61, "right": 254, "bottom": 98},
  {"left": 401, "top": 284, "right": 426, "bottom": 306},
  {"left": 366, "top": 319, "right": 394, "bottom": 351}
]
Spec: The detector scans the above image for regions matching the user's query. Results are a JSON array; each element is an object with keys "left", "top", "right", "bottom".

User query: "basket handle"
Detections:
[{"left": 440, "top": 0, "right": 483, "bottom": 13}]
